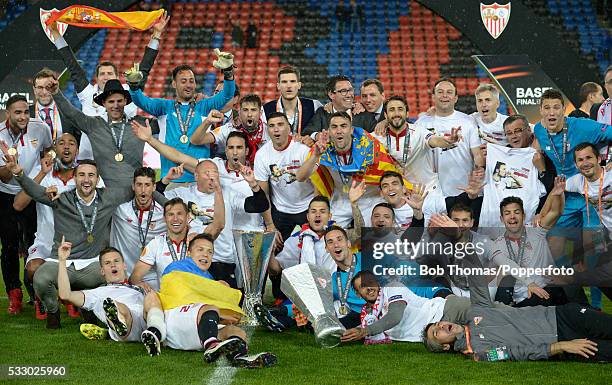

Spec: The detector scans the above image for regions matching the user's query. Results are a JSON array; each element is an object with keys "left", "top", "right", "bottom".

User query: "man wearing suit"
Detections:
[
  {"left": 262, "top": 66, "right": 322, "bottom": 137},
  {"left": 360, "top": 79, "right": 386, "bottom": 123},
  {"left": 303, "top": 75, "right": 377, "bottom": 137},
  {"left": 30, "top": 68, "right": 80, "bottom": 144}
]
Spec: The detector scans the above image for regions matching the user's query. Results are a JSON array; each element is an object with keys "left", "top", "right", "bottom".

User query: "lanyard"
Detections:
[
  {"left": 336, "top": 254, "right": 356, "bottom": 307},
  {"left": 74, "top": 191, "right": 99, "bottom": 239},
  {"left": 546, "top": 122, "right": 568, "bottom": 175},
  {"left": 108, "top": 119, "right": 127, "bottom": 154},
  {"left": 132, "top": 200, "right": 154, "bottom": 249},
  {"left": 386, "top": 127, "right": 411, "bottom": 165},
  {"left": 7, "top": 127, "right": 25, "bottom": 148},
  {"left": 505, "top": 229, "right": 527, "bottom": 265},
  {"left": 277, "top": 97, "right": 303, "bottom": 136},
  {"left": 584, "top": 169, "right": 605, "bottom": 226},
  {"left": 166, "top": 234, "right": 187, "bottom": 262},
  {"left": 174, "top": 101, "right": 196, "bottom": 138}
]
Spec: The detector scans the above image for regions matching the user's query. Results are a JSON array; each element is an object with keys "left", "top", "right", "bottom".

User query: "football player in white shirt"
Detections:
[
  {"left": 165, "top": 160, "right": 269, "bottom": 287},
  {"left": 566, "top": 143, "right": 612, "bottom": 235},
  {"left": 190, "top": 94, "right": 270, "bottom": 164},
  {"left": 488, "top": 177, "right": 566, "bottom": 307},
  {"left": 255, "top": 112, "right": 314, "bottom": 240},
  {"left": 111, "top": 167, "right": 168, "bottom": 287},
  {"left": 471, "top": 83, "right": 509, "bottom": 146},
  {"left": 365, "top": 171, "right": 427, "bottom": 228},
  {"left": 0, "top": 95, "right": 53, "bottom": 315},
  {"left": 415, "top": 78, "right": 484, "bottom": 197},
  {"left": 130, "top": 197, "right": 216, "bottom": 291},
  {"left": 269, "top": 186, "right": 365, "bottom": 277},
  {"left": 144, "top": 233, "right": 277, "bottom": 367},
  {"left": 57, "top": 240, "right": 166, "bottom": 353},
  {"left": 373, "top": 95, "right": 460, "bottom": 192},
  {"left": 341, "top": 271, "right": 471, "bottom": 343},
  {"left": 296, "top": 112, "right": 385, "bottom": 227},
  {"left": 132, "top": 120, "right": 275, "bottom": 235}
]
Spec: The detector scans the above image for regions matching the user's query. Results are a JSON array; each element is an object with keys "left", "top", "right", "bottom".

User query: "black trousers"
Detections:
[
  {"left": 209, "top": 261, "right": 237, "bottom": 289},
  {"left": 493, "top": 276, "right": 568, "bottom": 307},
  {"left": 270, "top": 206, "right": 308, "bottom": 299},
  {"left": 556, "top": 303, "right": 612, "bottom": 362},
  {"left": 0, "top": 190, "right": 36, "bottom": 293},
  {"left": 271, "top": 205, "right": 308, "bottom": 242}
]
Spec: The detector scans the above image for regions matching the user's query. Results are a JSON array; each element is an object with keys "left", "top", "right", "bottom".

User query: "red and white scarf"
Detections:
[
  {"left": 359, "top": 288, "right": 392, "bottom": 345},
  {"left": 238, "top": 118, "right": 265, "bottom": 164}
]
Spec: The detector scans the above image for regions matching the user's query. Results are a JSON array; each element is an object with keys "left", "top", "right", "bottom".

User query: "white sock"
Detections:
[{"left": 146, "top": 308, "right": 166, "bottom": 341}]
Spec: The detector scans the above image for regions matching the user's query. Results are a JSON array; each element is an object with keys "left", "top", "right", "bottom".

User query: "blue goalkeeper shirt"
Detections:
[
  {"left": 130, "top": 79, "right": 235, "bottom": 182},
  {"left": 534, "top": 117, "right": 612, "bottom": 178}
]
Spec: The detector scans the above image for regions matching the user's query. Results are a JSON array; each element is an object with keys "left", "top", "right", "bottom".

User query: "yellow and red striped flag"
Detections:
[{"left": 44, "top": 5, "right": 164, "bottom": 31}]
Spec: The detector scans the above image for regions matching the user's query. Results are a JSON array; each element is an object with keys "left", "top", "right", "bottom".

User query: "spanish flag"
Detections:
[
  {"left": 44, "top": 5, "right": 164, "bottom": 31},
  {"left": 159, "top": 258, "right": 244, "bottom": 320},
  {"left": 308, "top": 127, "right": 411, "bottom": 198}
]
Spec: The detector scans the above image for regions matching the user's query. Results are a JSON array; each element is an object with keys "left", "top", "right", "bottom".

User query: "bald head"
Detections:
[{"left": 194, "top": 159, "right": 219, "bottom": 193}]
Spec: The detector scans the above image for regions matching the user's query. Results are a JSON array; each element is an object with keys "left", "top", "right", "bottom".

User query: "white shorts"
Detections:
[
  {"left": 164, "top": 303, "right": 208, "bottom": 351},
  {"left": 108, "top": 303, "right": 146, "bottom": 343}
]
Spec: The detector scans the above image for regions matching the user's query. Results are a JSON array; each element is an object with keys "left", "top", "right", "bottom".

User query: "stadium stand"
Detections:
[{"left": 1, "top": 0, "right": 609, "bottom": 115}]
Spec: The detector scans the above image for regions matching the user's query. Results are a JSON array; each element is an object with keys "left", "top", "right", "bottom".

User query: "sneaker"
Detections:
[
  {"left": 65, "top": 303, "right": 80, "bottom": 318},
  {"left": 46, "top": 310, "right": 61, "bottom": 329},
  {"left": 231, "top": 352, "right": 277, "bottom": 369},
  {"left": 35, "top": 298, "right": 47, "bottom": 320},
  {"left": 103, "top": 298, "right": 128, "bottom": 337},
  {"left": 203, "top": 337, "right": 247, "bottom": 364},
  {"left": 80, "top": 323, "right": 108, "bottom": 340},
  {"left": 7, "top": 288, "right": 23, "bottom": 315},
  {"left": 254, "top": 304, "right": 285, "bottom": 333},
  {"left": 141, "top": 329, "right": 161, "bottom": 356}
]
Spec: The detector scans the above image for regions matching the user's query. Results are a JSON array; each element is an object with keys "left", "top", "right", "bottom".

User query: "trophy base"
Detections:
[
  {"left": 313, "top": 314, "right": 345, "bottom": 349},
  {"left": 240, "top": 292, "right": 262, "bottom": 327}
]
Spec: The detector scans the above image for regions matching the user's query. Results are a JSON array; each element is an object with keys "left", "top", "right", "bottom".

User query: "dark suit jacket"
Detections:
[{"left": 302, "top": 108, "right": 377, "bottom": 135}]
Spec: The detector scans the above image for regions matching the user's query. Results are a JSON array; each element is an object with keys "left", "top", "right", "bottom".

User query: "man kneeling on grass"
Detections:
[
  {"left": 145, "top": 233, "right": 277, "bottom": 368},
  {"left": 421, "top": 222, "right": 612, "bottom": 362},
  {"left": 57, "top": 237, "right": 165, "bottom": 348}
]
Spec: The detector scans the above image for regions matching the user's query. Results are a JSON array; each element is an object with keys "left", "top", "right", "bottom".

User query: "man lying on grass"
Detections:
[
  {"left": 421, "top": 221, "right": 612, "bottom": 362},
  {"left": 145, "top": 233, "right": 277, "bottom": 368},
  {"left": 57, "top": 237, "right": 165, "bottom": 349},
  {"left": 340, "top": 270, "right": 473, "bottom": 344}
]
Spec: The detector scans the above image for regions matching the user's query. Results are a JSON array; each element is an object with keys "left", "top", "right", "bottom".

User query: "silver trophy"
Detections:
[
  {"left": 233, "top": 230, "right": 275, "bottom": 326},
  {"left": 281, "top": 263, "right": 346, "bottom": 348}
]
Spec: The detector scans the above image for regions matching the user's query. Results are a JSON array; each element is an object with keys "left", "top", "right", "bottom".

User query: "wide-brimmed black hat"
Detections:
[{"left": 93, "top": 79, "right": 132, "bottom": 106}]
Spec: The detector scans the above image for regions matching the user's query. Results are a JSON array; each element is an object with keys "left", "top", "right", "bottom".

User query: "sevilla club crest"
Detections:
[
  {"left": 480, "top": 2, "right": 511, "bottom": 39},
  {"left": 40, "top": 8, "right": 68, "bottom": 43}
]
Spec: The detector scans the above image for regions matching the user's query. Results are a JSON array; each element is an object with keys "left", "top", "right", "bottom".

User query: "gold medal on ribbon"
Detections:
[
  {"left": 342, "top": 184, "right": 350, "bottom": 193},
  {"left": 8, "top": 147, "right": 17, "bottom": 156},
  {"left": 48, "top": 150, "right": 56, "bottom": 159},
  {"left": 180, "top": 134, "right": 189, "bottom": 144},
  {"left": 87, "top": 234, "right": 94, "bottom": 243},
  {"left": 115, "top": 153, "right": 124, "bottom": 162},
  {"left": 338, "top": 304, "right": 348, "bottom": 316}
]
